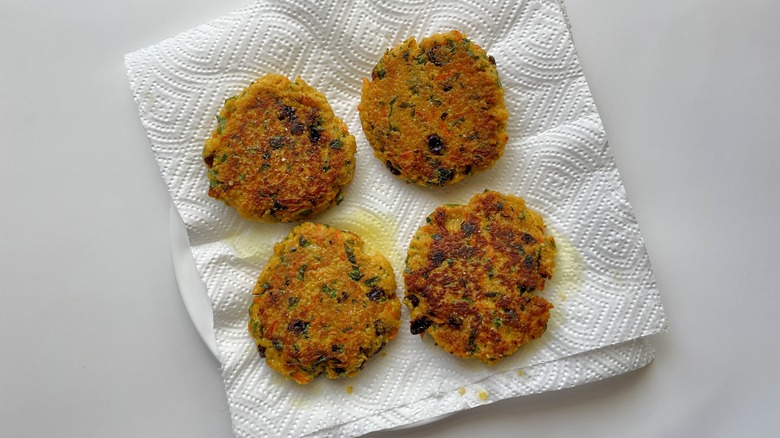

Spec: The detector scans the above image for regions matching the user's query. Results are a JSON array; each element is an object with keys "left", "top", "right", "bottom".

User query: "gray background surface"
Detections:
[{"left": 1, "top": 0, "right": 779, "bottom": 436}]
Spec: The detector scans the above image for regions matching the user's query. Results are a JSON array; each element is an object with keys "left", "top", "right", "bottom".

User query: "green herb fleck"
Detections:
[
  {"left": 216, "top": 115, "right": 227, "bottom": 134},
  {"left": 348, "top": 268, "right": 363, "bottom": 281},
  {"left": 328, "top": 138, "right": 343, "bottom": 150},
  {"left": 374, "top": 63, "right": 386, "bottom": 79},
  {"left": 388, "top": 96, "right": 398, "bottom": 116},
  {"left": 321, "top": 284, "right": 338, "bottom": 299},
  {"left": 297, "top": 264, "right": 308, "bottom": 281},
  {"left": 344, "top": 243, "right": 357, "bottom": 264},
  {"left": 363, "top": 276, "right": 381, "bottom": 286}
]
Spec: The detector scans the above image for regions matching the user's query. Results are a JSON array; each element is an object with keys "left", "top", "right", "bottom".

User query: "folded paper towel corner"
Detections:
[{"left": 125, "top": 0, "right": 668, "bottom": 436}]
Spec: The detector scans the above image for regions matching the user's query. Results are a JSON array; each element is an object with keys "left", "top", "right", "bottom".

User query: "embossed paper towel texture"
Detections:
[{"left": 125, "top": 0, "right": 667, "bottom": 436}]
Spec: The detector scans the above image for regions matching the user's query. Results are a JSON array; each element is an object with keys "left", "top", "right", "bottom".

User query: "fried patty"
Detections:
[
  {"left": 403, "top": 191, "right": 556, "bottom": 364},
  {"left": 203, "top": 74, "right": 356, "bottom": 222},
  {"left": 248, "top": 222, "right": 401, "bottom": 384},
  {"left": 358, "top": 30, "right": 508, "bottom": 187}
]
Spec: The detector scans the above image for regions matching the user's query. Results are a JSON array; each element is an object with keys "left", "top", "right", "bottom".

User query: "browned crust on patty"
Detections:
[
  {"left": 204, "top": 74, "right": 356, "bottom": 222},
  {"left": 403, "top": 191, "right": 556, "bottom": 364},
  {"left": 248, "top": 222, "right": 401, "bottom": 384},
  {"left": 358, "top": 30, "right": 508, "bottom": 187}
]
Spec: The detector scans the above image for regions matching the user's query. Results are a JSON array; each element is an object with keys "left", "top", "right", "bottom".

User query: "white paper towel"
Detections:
[{"left": 125, "top": 0, "right": 667, "bottom": 436}]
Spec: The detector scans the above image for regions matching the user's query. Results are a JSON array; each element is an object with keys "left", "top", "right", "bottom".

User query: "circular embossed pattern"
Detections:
[
  {"left": 203, "top": 74, "right": 356, "bottom": 222},
  {"left": 248, "top": 222, "right": 401, "bottom": 384},
  {"left": 358, "top": 30, "right": 508, "bottom": 187},
  {"left": 404, "top": 191, "right": 556, "bottom": 364}
]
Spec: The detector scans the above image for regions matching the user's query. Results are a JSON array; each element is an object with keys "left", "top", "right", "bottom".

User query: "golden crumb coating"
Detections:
[
  {"left": 403, "top": 191, "right": 556, "bottom": 365},
  {"left": 358, "top": 30, "right": 508, "bottom": 187},
  {"left": 248, "top": 222, "right": 401, "bottom": 384},
  {"left": 203, "top": 74, "right": 356, "bottom": 222}
]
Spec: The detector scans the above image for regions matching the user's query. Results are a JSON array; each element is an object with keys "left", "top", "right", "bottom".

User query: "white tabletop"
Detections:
[{"left": 2, "top": 1, "right": 779, "bottom": 437}]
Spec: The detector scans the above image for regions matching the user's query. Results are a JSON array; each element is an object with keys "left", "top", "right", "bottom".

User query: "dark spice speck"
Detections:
[
  {"left": 429, "top": 250, "right": 446, "bottom": 267},
  {"left": 287, "top": 320, "right": 309, "bottom": 335},
  {"left": 290, "top": 122, "right": 305, "bottom": 135},
  {"left": 309, "top": 125, "right": 322, "bottom": 143},
  {"left": 461, "top": 221, "right": 476, "bottom": 236},
  {"left": 270, "top": 136, "right": 285, "bottom": 150},
  {"left": 410, "top": 316, "right": 433, "bottom": 335},
  {"left": 437, "top": 168, "right": 455, "bottom": 185},
  {"left": 427, "top": 134, "right": 445, "bottom": 155},
  {"left": 386, "top": 160, "right": 402, "bottom": 175},
  {"left": 447, "top": 315, "right": 463, "bottom": 329},
  {"left": 279, "top": 105, "right": 296, "bottom": 120},
  {"left": 366, "top": 287, "right": 385, "bottom": 302},
  {"left": 272, "top": 200, "right": 287, "bottom": 212},
  {"left": 521, "top": 232, "right": 536, "bottom": 244},
  {"left": 374, "top": 319, "right": 386, "bottom": 336}
]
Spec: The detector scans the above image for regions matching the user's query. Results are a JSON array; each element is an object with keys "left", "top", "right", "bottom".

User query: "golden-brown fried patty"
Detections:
[
  {"left": 248, "top": 222, "right": 401, "bottom": 384},
  {"left": 358, "top": 30, "right": 508, "bottom": 187},
  {"left": 203, "top": 74, "right": 356, "bottom": 222},
  {"left": 403, "top": 191, "right": 556, "bottom": 364}
]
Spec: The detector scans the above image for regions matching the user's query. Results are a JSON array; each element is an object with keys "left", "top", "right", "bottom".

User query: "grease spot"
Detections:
[
  {"left": 545, "top": 229, "right": 584, "bottom": 303},
  {"left": 457, "top": 387, "right": 466, "bottom": 396},
  {"left": 224, "top": 223, "right": 290, "bottom": 262},
  {"left": 478, "top": 391, "right": 489, "bottom": 401},
  {"left": 326, "top": 207, "right": 401, "bottom": 267}
]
